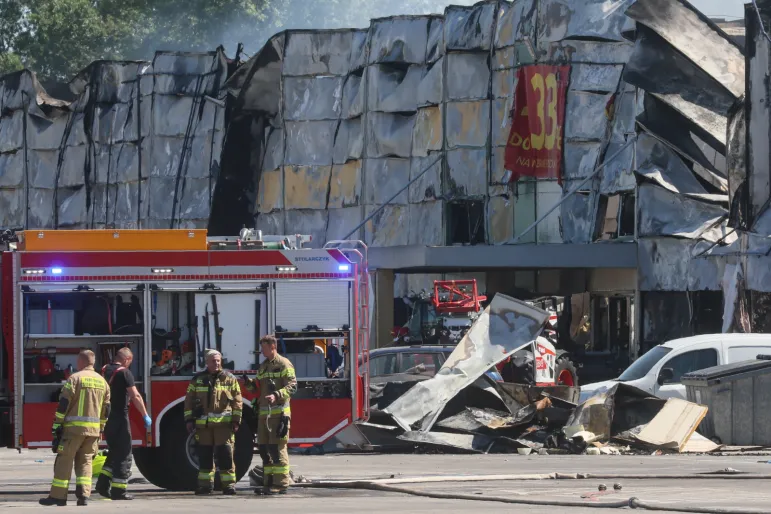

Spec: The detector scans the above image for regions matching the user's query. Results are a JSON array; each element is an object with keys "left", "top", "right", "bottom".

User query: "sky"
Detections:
[{"left": 691, "top": 0, "right": 746, "bottom": 19}]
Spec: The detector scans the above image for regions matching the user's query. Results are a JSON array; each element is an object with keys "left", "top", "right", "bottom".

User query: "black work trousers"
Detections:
[{"left": 99, "top": 416, "right": 133, "bottom": 494}]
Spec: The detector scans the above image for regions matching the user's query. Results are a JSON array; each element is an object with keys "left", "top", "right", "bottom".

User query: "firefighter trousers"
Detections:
[
  {"left": 97, "top": 416, "right": 133, "bottom": 495},
  {"left": 49, "top": 434, "right": 99, "bottom": 500},
  {"left": 195, "top": 426, "right": 236, "bottom": 491},
  {"left": 258, "top": 415, "right": 290, "bottom": 489}
]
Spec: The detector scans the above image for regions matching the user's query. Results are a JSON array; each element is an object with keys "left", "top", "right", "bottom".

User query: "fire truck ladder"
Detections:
[{"left": 323, "top": 240, "right": 370, "bottom": 423}]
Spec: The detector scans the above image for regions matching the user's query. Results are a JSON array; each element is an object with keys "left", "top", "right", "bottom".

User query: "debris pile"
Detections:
[{"left": 358, "top": 294, "right": 716, "bottom": 456}]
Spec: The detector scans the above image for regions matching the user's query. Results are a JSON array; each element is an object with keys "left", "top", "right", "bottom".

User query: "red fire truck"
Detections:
[{"left": 0, "top": 228, "right": 370, "bottom": 490}]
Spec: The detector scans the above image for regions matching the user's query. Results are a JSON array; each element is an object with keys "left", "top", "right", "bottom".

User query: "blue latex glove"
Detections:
[{"left": 143, "top": 415, "right": 152, "bottom": 428}]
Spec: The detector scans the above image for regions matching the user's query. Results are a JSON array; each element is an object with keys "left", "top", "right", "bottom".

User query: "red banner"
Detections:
[{"left": 505, "top": 65, "right": 570, "bottom": 184}]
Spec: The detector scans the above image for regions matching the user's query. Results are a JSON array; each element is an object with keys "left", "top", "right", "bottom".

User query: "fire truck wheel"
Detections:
[{"left": 554, "top": 355, "right": 578, "bottom": 387}]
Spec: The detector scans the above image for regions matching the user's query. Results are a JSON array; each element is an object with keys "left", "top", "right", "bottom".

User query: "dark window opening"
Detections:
[
  {"left": 447, "top": 200, "right": 485, "bottom": 245},
  {"left": 594, "top": 193, "right": 635, "bottom": 241},
  {"left": 589, "top": 295, "right": 631, "bottom": 355},
  {"left": 691, "top": 291, "right": 723, "bottom": 335}
]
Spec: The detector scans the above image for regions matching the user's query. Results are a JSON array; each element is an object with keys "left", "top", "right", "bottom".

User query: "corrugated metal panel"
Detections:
[{"left": 275, "top": 281, "right": 351, "bottom": 331}]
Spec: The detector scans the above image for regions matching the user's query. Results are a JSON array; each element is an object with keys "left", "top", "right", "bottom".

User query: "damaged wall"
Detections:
[
  {"left": 0, "top": 50, "right": 228, "bottom": 229},
  {"left": 232, "top": 0, "right": 637, "bottom": 248}
]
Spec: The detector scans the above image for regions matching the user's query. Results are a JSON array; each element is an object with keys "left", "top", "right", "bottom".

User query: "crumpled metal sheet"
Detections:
[
  {"left": 625, "top": 0, "right": 745, "bottom": 98},
  {"left": 600, "top": 140, "right": 636, "bottom": 194},
  {"left": 638, "top": 237, "right": 722, "bottom": 291},
  {"left": 412, "top": 106, "right": 443, "bottom": 157},
  {"left": 638, "top": 184, "right": 730, "bottom": 243},
  {"left": 283, "top": 31, "right": 355, "bottom": 77},
  {"left": 284, "top": 76, "right": 343, "bottom": 121},
  {"left": 326, "top": 207, "right": 363, "bottom": 241},
  {"left": 363, "top": 158, "right": 410, "bottom": 205},
  {"left": 445, "top": 101, "right": 490, "bottom": 149},
  {"left": 624, "top": 25, "right": 734, "bottom": 149},
  {"left": 635, "top": 132, "right": 727, "bottom": 202},
  {"left": 409, "top": 155, "right": 441, "bottom": 203},
  {"left": 366, "top": 112, "right": 416, "bottom": 158},
  {"left": 536, "top": 0, "right": 633, "bottom": 50},
  {"left": 560, "top": 189, "right": 597, "bottom": 244},
  {"left": 542, "top": 40, "right": 633, "bottom": 65},
  {"left": 285, "top": 120, "right": 337, "bottom": 165},
  {"left": 446, "top": 148, "right": 488, "bottom": 198},
  {"left": 564, "top": 142, "right": 601, "bottom": 181},
  {"left": 284, "top": 165, "right": 332, "bottom": 210},
  {"left": 368, "top": 17, "right": 430, "bottom": 65},
  {"left": 565, "top": 91, "right": 614, "bottom": 141},
  {"left": 397, "top": 430, "right": 495, "bottom": 453},
  {"left": 495, "top": 0, "right": 537, "bottom": 49},
  {"left": 444, "top": 3, "right": 496, "bottom": 52},
  {"left": 367, "top": 64, "right": 424, "bottom": 113},
  {"left": 568, "top": 64, "right": 623, "bottom": 93},
  {"left": 409, "top": 201, "right": 444, "bottom": 246},
  {"left": 365, "top": 205, "right": 409, "bottom": 247},
  {"left": 329, "top": 161, "right": 361, "bottom": 208},
  {"left": 384, "top": 294, "right": 548, "bottom": 432},
  {"left": 333, "top": 118, "right": 364, "bottom": 164},
  {"left": 488, "top": 196, "right": 514, "bottom": 244}
]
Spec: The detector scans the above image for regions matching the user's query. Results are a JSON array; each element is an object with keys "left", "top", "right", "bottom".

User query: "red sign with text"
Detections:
[{"left": 505, "top": 65, "right": 570, "bottom": 184}]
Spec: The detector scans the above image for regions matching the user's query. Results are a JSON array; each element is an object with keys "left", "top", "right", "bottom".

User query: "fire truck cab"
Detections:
[{"left": 0, "top": 229, "right": 369, "bottom": 491}]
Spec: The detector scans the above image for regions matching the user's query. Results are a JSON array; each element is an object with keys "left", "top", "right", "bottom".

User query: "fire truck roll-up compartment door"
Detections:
[
  {"left": 194, "top": 292, "right": 268, "bottom": 372},
  {"left": 274, "top": 281, "right": 351, "bottom": 332}
]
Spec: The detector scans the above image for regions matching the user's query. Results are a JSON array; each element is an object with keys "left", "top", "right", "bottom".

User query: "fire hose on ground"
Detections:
[{"left": 292, "top": 471, "right": 771, "bottom": 514}]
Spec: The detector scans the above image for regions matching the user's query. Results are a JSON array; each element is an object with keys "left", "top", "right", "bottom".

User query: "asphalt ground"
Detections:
[{"left": 1, "top": 450, "right": 770, "bottom": 513}]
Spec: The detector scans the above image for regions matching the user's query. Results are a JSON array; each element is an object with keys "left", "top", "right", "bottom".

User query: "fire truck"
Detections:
[{"left": 0, "top": 228, "right": 370, "bottom": 490}]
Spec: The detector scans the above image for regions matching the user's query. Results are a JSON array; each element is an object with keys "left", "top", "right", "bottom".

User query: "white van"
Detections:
[{"left": 579, "top": 334, "right": 771, "bottom": 403}]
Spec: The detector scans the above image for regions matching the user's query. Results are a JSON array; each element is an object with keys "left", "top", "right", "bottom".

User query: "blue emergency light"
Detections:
[
  {"left": 51, "top": 268, "right": 63, "bottom": 275},
  {"left": 338, "top": 264, "right": 350, "bottom": 272}
]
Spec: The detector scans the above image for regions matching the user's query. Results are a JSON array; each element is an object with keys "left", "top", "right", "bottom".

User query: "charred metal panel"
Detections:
[
  {"left": 446, "top": 53, "right": 491, "bottom": 101},
  {"left": 329, "top": 161, "right": 361, "bottom": 208},
  {"left": 625, "top": 0, "right": 745, "bottom": 98},
  {"left": 536, "top": 181, "right": 563, "bottom": 243},
  {"left": 445, "top": 101, "right": 490, "bottom": 149},
  {"left": 599, "top": 140, "right": 635, "bottom": 194},
  {"left": 446, "top": 148, "right": 488, "bottom": 198},
  {"left": 624, "top": 26, "right": 734, "bottom": 149},
  {"left": 444, "top": 3, "right": 497, "bottom": 52},
  {"left": 327, "top": 207, "right": 363, "bottom": 241},
  {"left": 368, "top": 17, "right": 430, "bottom": 65},
  {"left": 491, "top": 97, "right": 514, "bottom": 147},
  {"left": 284, "top": 76, "right": 344, "bottom": 121},
  {"left": 638, "top": 238, "right": 721, "bottom": 291},
  {"left": 726, "top": 98, "right": 748, "bottom": 229},
  {"left": 367, "top": 64, "right": 424, "bottom": 113},
  {"left": 417, "top": 59, "right": 444, "bottom": 107},
  {"left": 365, "top": 205, "right": 410, "bottom": 246},
  {"left": 285, "top": 120, "right": 337, "bottom": 165},
  {"left": 283, "top": 31, "right": 355, "bottom": 77},
  {"left": 641, "top": 292, "right": 693, "bottom": 345},
  {"left": 363, "top": 158, "right": 411, "bottom": 205},
  {"left": 366, "top": 112, "right": 416, "bottom": 158},
  {"left": 257, "top": 168, "right": 283, "bottom": 213},
  {"left": 568, "top": 64, "right": 623, "bottom": 93},
  {"left": 565, "top": 91, "right": 614, "bottom": 141},
  {"left": 488, "top": 195, "right": 513, "bottom": 244},
  {"left": 542, "top": 40, "right": 633, "bottom": 64},
  {"left": 637, "top": 184, "right": 730, "bottom": 243},
  {"left": 746, "top": 1, "right": 771, "bottom": 227},
  {"left": 255, "top": 211, "right": 285, "bottom": 235},
  {"left": 333, "top": 118, "right": 364, "bottom": 164},
  {"left": 536, "top": 0, "right": 633, "bottom": 50},
  {"left": 564, "top": 142, "right": 601, "bottom": 181},
  {"left": 284, "top": 165, "right": 332, "bottom": 210},
  {"left": 426, "top": 17, "right": 445, "bottom": 64},
  {"left": 412, "top": 106, "right": 443, "bottom": 157},
  {"left": 350, "top": 30, "right": 370, "bottom": 71},
  {"left": 409, "top": 155, "right": 442, "bottom": 203},
  {"left": 495, "top": 0, "right": 537, "bottom": 49},
  {"left": 409, "top": 201, "right": 444, "bottom": 246},
  {"left": 560, "top": 189, "right": 596, "bottom": 244}
]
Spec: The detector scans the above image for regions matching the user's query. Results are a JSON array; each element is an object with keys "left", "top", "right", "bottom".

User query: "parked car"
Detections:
[
  {"left": 579, "top": 334, "right": 771, "bottom": 403},
  {"left": 360, "top": 345, "right": 503, "bottom": 382}
]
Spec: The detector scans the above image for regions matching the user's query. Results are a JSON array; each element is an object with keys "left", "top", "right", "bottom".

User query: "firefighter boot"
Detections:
[
  {"left": 38, "top": 497, "right": 67, "bottom": 507},
  {"left": 75, "top": 485, "right": 88, "bottom": 506},
  {"left": 111, "top": 490, "right": 134, "bottom": 501},
  {"left": 94, "top": 474, "right": 110, "bottom": 499}
]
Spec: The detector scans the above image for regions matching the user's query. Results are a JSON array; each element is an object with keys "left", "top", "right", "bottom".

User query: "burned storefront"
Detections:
[{"left": 0, "top": 0, "right": 764, "bottom": 383}]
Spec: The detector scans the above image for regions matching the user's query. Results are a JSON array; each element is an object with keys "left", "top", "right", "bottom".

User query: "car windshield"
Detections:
[{"left": 618, "top": 346, "right": 672, "bottom": 381}]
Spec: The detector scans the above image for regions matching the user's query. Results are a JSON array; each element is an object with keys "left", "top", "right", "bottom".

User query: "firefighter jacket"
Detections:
[
  {"left": 184, "top": 370, "right": 243, "bottom": 428},
  {"left": 53, "top": 365, "right": 111, "bottom": 437},
  {"left": 245, "top": 355, "right": 297, "bottom": 417}
]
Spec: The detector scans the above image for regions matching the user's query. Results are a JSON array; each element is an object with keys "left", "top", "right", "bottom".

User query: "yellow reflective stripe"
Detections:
[
  {"left": 63, "top": 382, "right": 73, "bottom": 392},
  {"left": 51, "top": 478, "right": 69, "bottom": 488},
  {"left": 184, "top": 410, "right": 192, "bottom": 417},
  {"left": 259, "top": 405, "right": 290, "bottom": 415},
  {"left": 75, "top": 476, "right": 90, "bottom": 486},
  {"left": 272, "top": 465, "right": 289, "bottom": 474},
  {"left": 77, "top": 390, "right": 85, "bottom": 417},
  {"left": 263, "top": 466, "right": 274, "bottom": 475},
  {"left": 101, "top": 469, "right": 113, "bottom": 478},
  {"left": 231, "top": 410, "right": 242, "bottom": 416},
  {"left": 112, "top": 481, "right": 128, "bottom": 489},
  {"left": 64, "top": 421, "right": 100, "bottom": 429},
  {"left": 187, "top": 384, "right": 196, "bottom": 392},
  {"left": 220, "top": 473, "right": 236, "bottom": 483},
  {"left": 284, "top": 368, "right": 296, "bottom": 378},
  {"left": 54, "top": 412, "right": 65, "bottom": 420},
  {"left": 198, "top": 471, "right": 214, "bottom": 479}
]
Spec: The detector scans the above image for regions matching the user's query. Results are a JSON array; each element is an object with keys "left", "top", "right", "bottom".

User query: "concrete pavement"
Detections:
[{"left": 0, "top": 450, "right": 770, "bottom": 513}]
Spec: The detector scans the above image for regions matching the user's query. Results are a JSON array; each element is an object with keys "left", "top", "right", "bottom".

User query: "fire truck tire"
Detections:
[
  {"left": 135, "top": 408, "right": 254, "bottom": 491},
  {"left": 554, "top": 354, "right": 578, "bottom": 387}
]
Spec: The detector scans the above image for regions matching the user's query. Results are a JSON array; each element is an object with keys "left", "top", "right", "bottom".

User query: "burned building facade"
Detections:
[{"left": 0, "top": 0, "right": 765, "bottom": 377}]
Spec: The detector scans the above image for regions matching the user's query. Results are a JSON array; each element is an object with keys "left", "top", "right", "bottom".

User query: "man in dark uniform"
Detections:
[{"left": 95, "top": 348, "right": 151, "bottom": 500}]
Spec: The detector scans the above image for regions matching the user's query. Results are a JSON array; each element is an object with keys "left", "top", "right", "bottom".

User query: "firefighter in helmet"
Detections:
[
  {"left": 184, "top": 349, "right": 243, "bottom": 495},
  {"left": 40, "top": 350, "right": 111, "bottom": 507},
  {"left": 244, "top": 334, "right": 297, "bottom": 495}
]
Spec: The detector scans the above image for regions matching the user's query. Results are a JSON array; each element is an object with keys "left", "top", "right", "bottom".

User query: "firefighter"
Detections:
[
  {"left": 184, "top": 349, "right": 243, "bottom": 495},
  {"left": 244, "top": 334, "right": 297, "bottom": 495},
  {"left": 39, "top": 350, "right": 111, "bottom": 507},
  {"left": 95, "top": 347, "right": 152, "bottom": 500}
]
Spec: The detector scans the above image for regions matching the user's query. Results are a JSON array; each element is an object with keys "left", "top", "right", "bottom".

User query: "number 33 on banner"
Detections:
[{"left": 529, "top": 72, "right": 560, "bottom": 151}]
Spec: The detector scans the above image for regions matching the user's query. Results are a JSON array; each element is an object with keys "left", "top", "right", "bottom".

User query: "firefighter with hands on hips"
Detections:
[
  {"left": 243, "top": 334, "right": 297, "bottom": 495},
  {"left": 40, "top": 350, "right": 111, "bottom": 507},
  {"left": 184, "top": 349, "right": 243, "bottom": 496},
  {"left": 95, "top": 347, "right": 152, "bottom": 500}
]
